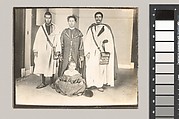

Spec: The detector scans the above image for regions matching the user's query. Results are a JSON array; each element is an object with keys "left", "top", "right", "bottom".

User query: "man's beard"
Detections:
[
  {"left": 96, "top": 19, "right": 102, "bottom": 24},
  {"left": 45, "top": 21, "right": 52, "bottom": 26},
  {"left": 96, "top": 21, "right": 102, "bottom": 24}
]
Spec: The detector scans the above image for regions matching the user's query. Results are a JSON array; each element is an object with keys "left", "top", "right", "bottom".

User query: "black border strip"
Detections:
[
  {"left": 174, "top": 6, "right": 179, "bottom": 119},
  {"left": 150, "top": 5, "right": 156, "bottom": 119},
  {"left": 14, "top": 104, "right": 138, "bottom": 109}
]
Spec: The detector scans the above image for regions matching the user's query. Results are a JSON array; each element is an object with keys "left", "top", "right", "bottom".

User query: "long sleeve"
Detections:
[
  {"left": 84, "top": 27, "right": 93, "bottom": 56},
  {"left": 60, "top": 31, "right": 64, "bottom": 54},
  {"left": 79, "top": 36, "right": 84, "bottom": 57},
  {"left": 33, "top": 26, "right": 42, "bottom": 53},
  {"left": 55, "top": 33, "right": 61, "bottom": 53},
  {"left": 104, "top": 26, "right": 114, "bottom": 55}
]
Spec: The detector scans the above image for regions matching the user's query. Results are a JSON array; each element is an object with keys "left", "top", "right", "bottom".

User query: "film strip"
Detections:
[{"left": 150, "top": 5, "right": 179, "bottom": 119}]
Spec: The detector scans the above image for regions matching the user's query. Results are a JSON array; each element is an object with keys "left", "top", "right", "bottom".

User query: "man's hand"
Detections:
[
  {"left": 34, "top": 52, "right": 38, "bottom": 57},
  {"left": 59, "top": 53, "right": 63, "bottom": 61},
  {"left": 86, "top": 53, "right": 90, "bottom": 60},
  {"left": 79, "top": 56, "right": 84, "bottom": 61},
  {"left": 54, "top": 52, "right": 60, "bottom": 57}
]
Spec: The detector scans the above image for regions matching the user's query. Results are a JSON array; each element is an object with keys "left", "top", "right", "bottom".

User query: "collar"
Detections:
[{"left": 69, "top": 27, "right": 75, "bottom": 30}]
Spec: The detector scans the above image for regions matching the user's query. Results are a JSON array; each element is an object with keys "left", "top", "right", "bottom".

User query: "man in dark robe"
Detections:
[{"left": 58, "top": 15, "right": 84, "bottom": 77}]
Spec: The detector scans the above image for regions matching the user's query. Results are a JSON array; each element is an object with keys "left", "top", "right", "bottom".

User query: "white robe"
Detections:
[
  {"left": 84, "top": 24, "right": 114, "bottom": 88},
  {"left": 33, "top": 23, "right": 61, "bottom": 77}
]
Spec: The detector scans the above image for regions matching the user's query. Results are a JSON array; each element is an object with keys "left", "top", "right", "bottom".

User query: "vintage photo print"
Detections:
[{"left": 13, "top": 7, "right": 138, "bottom": 108}]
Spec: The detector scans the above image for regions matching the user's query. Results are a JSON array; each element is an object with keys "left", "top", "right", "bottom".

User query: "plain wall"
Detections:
[
  {"left": 50, "top": 8, "right": 73, "bottom": 33},
  {"left": 24, "top": 9, "right": 32, "bottom": 74}
]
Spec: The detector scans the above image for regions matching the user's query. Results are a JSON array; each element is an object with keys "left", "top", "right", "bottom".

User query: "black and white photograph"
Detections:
[{"left": 13, "top": 7, "right": 138, "bottom": 108}]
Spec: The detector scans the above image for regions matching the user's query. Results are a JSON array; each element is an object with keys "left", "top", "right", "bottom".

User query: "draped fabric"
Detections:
[
  {"left": 84, "top": 23, "right": 118, "bottom": 88},
  {"left": 33, "top": 23, "right": 61, "bottom": 77},
  {"left": 55, "top": 74, "right": 86, "bottom": 96}
]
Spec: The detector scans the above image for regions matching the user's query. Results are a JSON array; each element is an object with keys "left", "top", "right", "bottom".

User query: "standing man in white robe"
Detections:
[
  {"left": 33, "top": 11, "right": 61, "bottom": 89},
  {"left": 84, "top": 12, "right": 118, "bottom": 92}
]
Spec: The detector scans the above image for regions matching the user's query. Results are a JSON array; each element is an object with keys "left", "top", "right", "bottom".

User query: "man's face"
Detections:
[
  {"left": 44, "top": 15, "right": 52, "bottom": 25},
  {"left": 68, "top": 17, "right": 76, "bottom": 28},
  {"left": 95, "top": 14, "right": 103, "bottom": 24}
]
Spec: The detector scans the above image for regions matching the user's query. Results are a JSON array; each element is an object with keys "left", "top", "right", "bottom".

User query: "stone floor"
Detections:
[{"left": 15, "top": 68, "right": 138, "bottom": 108}]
